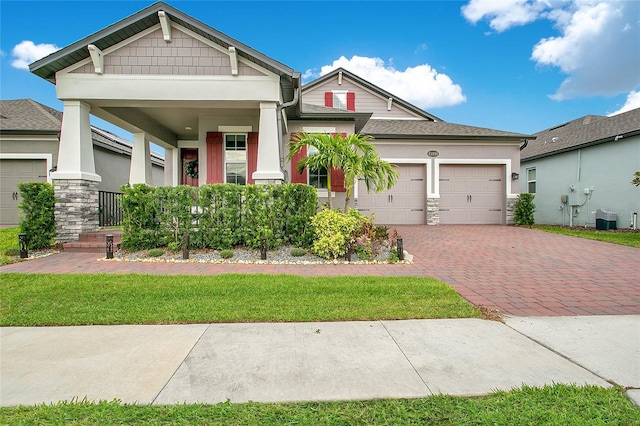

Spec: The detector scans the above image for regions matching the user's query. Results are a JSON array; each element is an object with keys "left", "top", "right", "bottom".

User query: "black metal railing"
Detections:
[{"left": 98, "top": 191, "right": 123, "bottom": 227}]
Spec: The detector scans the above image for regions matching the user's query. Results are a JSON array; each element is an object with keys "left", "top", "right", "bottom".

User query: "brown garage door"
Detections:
[
  {"left": 356, "top": 164, "right": 425, "bottom": 224},
  {"left": 439, "top": 164, "right": 504, "bottom": 224},
  {"left": 0, "top": 159, "right": 47, "bottom": 226}
]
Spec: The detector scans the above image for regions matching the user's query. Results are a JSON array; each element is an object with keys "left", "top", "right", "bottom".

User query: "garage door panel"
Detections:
[
  {"left": 439, "top": 164, "right": 504, "bottom": 225},
  {"left": 0, "top": 159, "right": 47, "bottom": 226},
  {"left": 357, "top": 164, "right": 425, "bottom": 225}
]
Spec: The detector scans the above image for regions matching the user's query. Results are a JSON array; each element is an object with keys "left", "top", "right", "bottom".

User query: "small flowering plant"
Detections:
[{"left": 354, "top": 233, "right": 373, "bottom": 260}]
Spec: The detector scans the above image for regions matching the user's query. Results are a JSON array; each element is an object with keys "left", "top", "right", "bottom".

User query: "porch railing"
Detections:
[{"left": 98, "top": 191, "right": 123, "bottom": 227}]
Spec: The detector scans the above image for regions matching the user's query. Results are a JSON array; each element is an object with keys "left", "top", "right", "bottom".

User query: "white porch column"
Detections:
[
  {"left": 129, "top": 132, "right": 153, "bottom": 185},
  {"left": 252, "top": 102, "right": 284, "bottom": 183},
  {"left": 51, "top": 100, "right": 101, "bottom": 182},
  {"left": 50, "top": 100, "right": 101, "bottom": 243}
]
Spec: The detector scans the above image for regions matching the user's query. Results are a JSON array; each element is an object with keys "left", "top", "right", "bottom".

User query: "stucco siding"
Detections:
[
  {"left": 72, "top": 27, "right": 265, "bottom": 77},
  {"left": 93, "top": 146, "right": 164, "bottom": 192},
  {"left": 521, "top": 136, "right": 640, "bottom": 227},
  {"left": 303, "top": 78, "right": 420, "bottom": 119},
  {"left": 0, "top": 135, "right": 59, "bottom": 164}
]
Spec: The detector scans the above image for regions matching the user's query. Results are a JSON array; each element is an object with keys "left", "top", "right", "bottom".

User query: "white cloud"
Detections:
[
  {"left": 462, "top": 0, "right": 640, "bottom": 99},
  {"left": 532, "top": 1, "right": 640, "bottom": 99},
  {"left": 462, "top": 0, "right": 546, "bottom": 32},
  {"left": 317, "top": 55, "right": 466, "bottom": 109},
  {"left": 11, "top": 40, "right": 59, "bottom": 70},
  {"left": 608, "top": 91, "right": 640, "bottom": 116}
]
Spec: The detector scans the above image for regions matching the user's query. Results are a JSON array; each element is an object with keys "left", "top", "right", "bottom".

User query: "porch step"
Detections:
[{"left": 62, "top": 230, "right": 122, "bottom": 254}]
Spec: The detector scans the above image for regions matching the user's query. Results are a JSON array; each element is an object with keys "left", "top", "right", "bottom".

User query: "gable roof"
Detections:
[
  {"left": 0, "top": 99, "right": 62, "bottom": 134},
  {"left": 361, "top": 119, "right": 530, "bottom": 141},
  {"left": 521, "top": 108, "right": 640, "bottom": 161},
  {"left": 0, "top": 99, "right": 163, "bottom": 164},
  {"left": 29, "top": 2, "right": 298, "bottom": 103},
  {"left": 302, "top": 68, "right": 443, "bottom": 122}
]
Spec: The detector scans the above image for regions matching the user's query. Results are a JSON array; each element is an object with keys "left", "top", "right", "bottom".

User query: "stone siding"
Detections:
[
  {"left": 427, "top": 197, "right": 440, "bottom": 225},
  {"left": 54, "top": 179, "right": 100, "bottom": 243},
  {"left": 506, "top": 196, "right": 516, "bottom": 225}
]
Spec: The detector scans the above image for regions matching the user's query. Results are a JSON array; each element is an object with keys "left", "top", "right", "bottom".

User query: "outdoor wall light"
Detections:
[{"left": 511, "top": 172, "right": 520, "bottom": 180}]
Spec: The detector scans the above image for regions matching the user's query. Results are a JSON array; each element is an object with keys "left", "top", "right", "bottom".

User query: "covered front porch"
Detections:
[{"left": 29, "top": 3, "right": 300, "bottom": 242}]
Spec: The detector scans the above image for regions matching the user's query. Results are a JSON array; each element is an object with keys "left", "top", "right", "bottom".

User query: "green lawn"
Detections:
[
  {"left": 1, "top": 384, "right": 637, "bottom": 425},
  {"left": 0, "top": 226, "right": 20, "bottom": 265},
  {"left": 535, "top": 225, "right": 640, "bottom": 248},
  {"left": 0, "top": 273, "right": 480, "bottom": 326}
]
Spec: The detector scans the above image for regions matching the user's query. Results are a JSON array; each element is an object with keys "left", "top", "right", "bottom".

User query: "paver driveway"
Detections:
[{"left": 2, "top": 225, "right": 638, "bottom": 317}]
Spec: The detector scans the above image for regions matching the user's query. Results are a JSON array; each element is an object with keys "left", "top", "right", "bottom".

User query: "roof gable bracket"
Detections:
[
  {"left": 228, "top": 46, "right": 238, "bottom": 76},
  {"left": 87, "top": 45, "right": 103, "bottom": 75},
  {"left": 158, "top": 11, "right": 172, "bottom": 42},
  {"left": 387, "top": 97, "right": 393, "bottom": 111}
]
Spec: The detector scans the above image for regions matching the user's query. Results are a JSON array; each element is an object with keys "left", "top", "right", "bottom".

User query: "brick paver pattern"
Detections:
[{"left": 2, "top": 226, "right": 638, "bottom": 317}]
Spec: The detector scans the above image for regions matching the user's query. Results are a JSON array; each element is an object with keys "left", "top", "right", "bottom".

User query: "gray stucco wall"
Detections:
[
  {"left": 520, "top": 136, "right": 640, "bottom": 227},
  {"left": 94, "top": 145, "right": 164, "bottom": 192}
]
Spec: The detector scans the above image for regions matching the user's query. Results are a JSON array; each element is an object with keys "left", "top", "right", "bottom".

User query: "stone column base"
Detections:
[
  {"left": 506, "top": 196, "right": 517, "bottom": 225},
  {"left": 54, "top": 179, "right": 100, "bottom": 243},
  {"left": 427, "top": 197, "right": 440, "bottom": 225}
]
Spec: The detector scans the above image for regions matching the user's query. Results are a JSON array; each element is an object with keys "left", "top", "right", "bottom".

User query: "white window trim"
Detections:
[
  {"left": 332, "top": 90, "right": 348, "bottom": 110},
  {"left": 223, "top": 133, "right": 248, "bottom": 184},
  {"left": 526, "top": 167, "right": 536, "bottom": 194}
]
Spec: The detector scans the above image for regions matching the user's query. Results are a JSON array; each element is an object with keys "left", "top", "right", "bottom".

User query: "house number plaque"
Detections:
[{"left": 427, "top": 150, "right": 439, "bottom": 157}]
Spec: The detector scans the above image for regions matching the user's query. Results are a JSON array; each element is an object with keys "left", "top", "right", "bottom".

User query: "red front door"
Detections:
[{"left": 181, "top": 148, "right": 198, "bottom": 187}]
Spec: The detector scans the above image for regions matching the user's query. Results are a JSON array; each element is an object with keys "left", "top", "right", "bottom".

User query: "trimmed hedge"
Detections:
[
  {"left": 18, "top": 182, "right": 56, "bottom": 250},
  {"left": 120, "top": 183, "right": 317, "bottom": 251}
]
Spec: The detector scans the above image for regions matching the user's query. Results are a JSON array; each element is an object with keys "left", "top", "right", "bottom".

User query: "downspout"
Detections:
[
  {"left": 277, "top": 76, "right": 300, "bottom": 183},
  {"left": 519, "top": 138, "right": 529, "bottom": 151}
]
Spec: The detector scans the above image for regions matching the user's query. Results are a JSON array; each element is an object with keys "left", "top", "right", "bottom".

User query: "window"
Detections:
[
  {"left": 307, "top": 146, "right": 328, "bottom": 189},
  {"left": 225, "top": 134, "right": 246, "bottom": 185},
  {"left": 332, "top": 91, "right": 347, "bottom": 110},
  {"left": 527, "top": 168, "right": 536, "bottom": 193}
]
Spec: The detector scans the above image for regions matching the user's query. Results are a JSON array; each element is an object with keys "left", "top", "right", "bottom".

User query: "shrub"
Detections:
[
  {"left": 18, "top": 182, "right": 55, "bottom": 250},
  {"left": 3, "top": 247, "right": 20, "bottom": 257},
  {"left": 167, "top": 241, "right": 181, "bottom": 252},
  {"left": 120, "top": 184, "right": 161, "bottom": 250},
  {"left": 290, "top": 248, "right": 306, "bottom": 257},
  {"left": 387, "top": 248, "right": 399, "bottom": 264},
  {"left": 514, "top": 193, "right": 536, "bottom": 226},
  {"left": 147, "top": 248, "right": 164, "bottom": 257},
  {"left": 220, "top": 249, "right": 234, "bottom": 259},
  {"left": 311, "top": 208, "right": 360, "bottom": 259}
]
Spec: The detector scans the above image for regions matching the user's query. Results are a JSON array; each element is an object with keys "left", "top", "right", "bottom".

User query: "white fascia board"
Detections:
[
  {"left": 434, "top": 158, "right": 514, "bottom": 197},
  {"left": 56, "top": 74, "right": 281, "bottom": 102}
]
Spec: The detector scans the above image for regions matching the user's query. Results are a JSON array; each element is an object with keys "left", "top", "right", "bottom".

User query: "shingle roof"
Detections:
[
  {"left": 0, "top": 99, "right": 62, "bottom": 133},
  {"left": 0, "top": 99, "right": 163, "bottom": 164},
  {"left": 361, "top": 119, "right": 531, "bottom": 140},
  {"left": 521, "top": 107, "right": 640, "bottom": 161}
]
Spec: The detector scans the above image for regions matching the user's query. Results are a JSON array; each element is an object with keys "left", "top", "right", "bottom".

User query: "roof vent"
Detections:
[{"left": 551, "top": 137, "right": 558, "bottom": 143}]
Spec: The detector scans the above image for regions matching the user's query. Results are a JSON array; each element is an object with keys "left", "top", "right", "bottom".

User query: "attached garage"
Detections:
[
  {"left": 357, "top": 164, "right": 426, "bottom": 224},
  {"left": 439, "top": 164, "right": 505, "bottom": 224},
  {"left": 0, "top": 158, "right": 48, "bottom": 225}
]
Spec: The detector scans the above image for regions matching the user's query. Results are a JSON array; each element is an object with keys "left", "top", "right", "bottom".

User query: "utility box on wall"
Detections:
[{"left": 596, "top": 209, "right": 617, "bottom": 230}]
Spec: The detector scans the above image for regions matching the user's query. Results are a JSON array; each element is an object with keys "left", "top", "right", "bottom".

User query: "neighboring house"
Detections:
[
  {"left": 520, "top": 108, "right": 640, "bottom": 228},
  {"left": 28, "top": 1, "right": 531, "bottom": 242},
  {"left": 0, "top": 99, "right": 164, "bottom": 226}
]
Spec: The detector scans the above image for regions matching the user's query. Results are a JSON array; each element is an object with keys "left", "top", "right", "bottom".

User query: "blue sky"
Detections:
[{"left": 1, "top": 0, "right": 639, "bottom": 143}]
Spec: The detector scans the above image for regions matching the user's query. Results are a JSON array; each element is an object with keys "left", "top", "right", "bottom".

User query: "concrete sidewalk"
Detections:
[{"left": 2, "top": 316, "right": 638, "bottom": 407}]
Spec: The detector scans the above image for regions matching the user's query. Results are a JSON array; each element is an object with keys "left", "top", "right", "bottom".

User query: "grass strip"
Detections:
[
  {"left": 535, "top": 225, "right": 640, "bottom": 248},
  {"left": 0, "top": 227, "right": 20, "bottom": 266},
  {"left": 0, "top": 273, "right": 480, "bottom": 326},
  {"left": 1, "top": 384, "right": 637, "bottom": 425}
]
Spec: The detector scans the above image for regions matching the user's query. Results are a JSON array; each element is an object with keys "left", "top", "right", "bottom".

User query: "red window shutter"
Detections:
[
  {"left": 206, "top": 132, "right": 223, "bottom": 184},
  {"left": 247, "top": 132, "right": 258, "bottom": 184},
  {"left": 324, "top": 92, "right": 333, "bottom": 108},
  {"left": 290, "top": 145, "right": 307, "bottom": 184},
  {"left": 331, "top": 167, "right": 346, "bottom": 192},
  {"left": 329, "top": 132, "right": 347, "bottom": 192},
  {"left": 346, "top": 92, "right": 355, "bottom": 111}
]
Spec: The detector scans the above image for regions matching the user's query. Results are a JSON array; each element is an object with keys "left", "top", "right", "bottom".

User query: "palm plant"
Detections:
[{"left": 287, "top": 132, "right": 398, "bottom": 211}]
